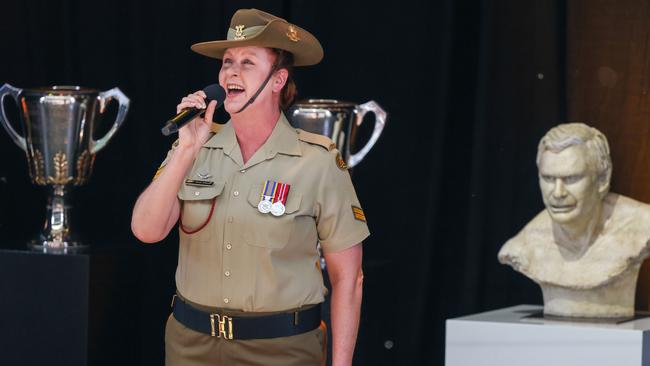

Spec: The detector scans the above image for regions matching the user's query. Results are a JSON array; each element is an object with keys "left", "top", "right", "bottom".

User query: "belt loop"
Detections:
[
  {"left": 171, "top": 294, "right": 177, "bottom": 308},
  {"left": 294, "top": 311, "right": 299, "bottom": 325}
]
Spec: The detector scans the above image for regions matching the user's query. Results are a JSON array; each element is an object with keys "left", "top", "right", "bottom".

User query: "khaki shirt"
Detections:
[{"left": 159, "top": 113, "right": 369, "bottom": 312}]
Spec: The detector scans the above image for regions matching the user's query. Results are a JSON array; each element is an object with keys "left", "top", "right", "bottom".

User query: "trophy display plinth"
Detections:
[
  {"left": 445, "top": 305, "right": 650, "bottom": 366},
  {"left": 0, "top": 247, "right": 142, "bottom": 366}
]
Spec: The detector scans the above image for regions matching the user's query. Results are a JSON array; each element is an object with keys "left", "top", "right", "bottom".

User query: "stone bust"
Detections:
[{"left": 498, "top": 123, "right": 650, "bottom": 318}]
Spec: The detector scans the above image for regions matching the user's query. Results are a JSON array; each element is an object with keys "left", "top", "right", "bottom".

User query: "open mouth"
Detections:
[{"left": 227, "top": 83, "right": 245, "bottom": 98}]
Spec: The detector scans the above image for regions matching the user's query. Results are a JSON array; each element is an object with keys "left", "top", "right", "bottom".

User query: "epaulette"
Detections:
[
  {"left": 169, "top": 123, "right": 221, "bottom": 146},
  {"left": 154, "top": 123, "right": 222, "bottom": 181},
  {"left": 167, "top": 123, "right": 222, "bottom": 151},
  {"left": 202, "top": 123, "right": 222, "bottom": 142},
  {"left": 297, "top": 129, "right": 336, "bottom": 151},
  {"left": 210, "top": 123, "right": 222, "bottom": 134}
]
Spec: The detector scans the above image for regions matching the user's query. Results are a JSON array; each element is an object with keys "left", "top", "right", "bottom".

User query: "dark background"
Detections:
[{"left": 0, "top": 0, "right": 568, "bottom": 365}]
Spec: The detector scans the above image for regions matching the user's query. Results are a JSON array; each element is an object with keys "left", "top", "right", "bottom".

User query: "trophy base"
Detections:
[
  {"left": 29, "top": 239, "right": 87, "bottom": 254},
  {"left": 28, "top": 184, "right": 88, "bottom": 254}
]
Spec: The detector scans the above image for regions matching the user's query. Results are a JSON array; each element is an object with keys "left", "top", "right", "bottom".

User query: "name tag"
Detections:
[{"left": 185, "top": 179, "right": 214, "bottom": 187}]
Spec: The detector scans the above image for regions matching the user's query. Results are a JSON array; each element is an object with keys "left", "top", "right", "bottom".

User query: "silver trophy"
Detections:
[
  {"left": 287, "top": 99, "right": 386, "bottom": 168},
  {"left": 288, "top": 99, "right": 387, "bottom": 270},
  {"left": 0, "top": 84, "right": 129, "bottom": 252}
]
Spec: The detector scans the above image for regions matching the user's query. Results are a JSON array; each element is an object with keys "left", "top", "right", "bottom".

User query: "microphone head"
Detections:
[{"left": 203, "top": 84, "right": 226, "bottom": 103}]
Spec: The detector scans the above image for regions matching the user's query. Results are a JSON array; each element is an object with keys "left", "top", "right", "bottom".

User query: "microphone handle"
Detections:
[{"left": 161, "top": 108, "right": 205, "bottom": 136}]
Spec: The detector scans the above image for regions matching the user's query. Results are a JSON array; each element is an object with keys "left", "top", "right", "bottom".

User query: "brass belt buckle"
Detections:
[{"left": 210, "top": 314, "right": 234, "bottom": 339}]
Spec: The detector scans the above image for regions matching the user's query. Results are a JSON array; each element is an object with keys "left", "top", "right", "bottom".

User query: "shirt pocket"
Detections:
[
  {"left": 243, "top": 184, "right": 302, "bottom": 249},
  {"left": 178, "top": 181, "right": 225, "bottom": 230}
]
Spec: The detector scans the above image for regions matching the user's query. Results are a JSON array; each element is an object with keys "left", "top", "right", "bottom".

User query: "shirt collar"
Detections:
[{"left": 203, "top": 112, "right": 302, "bottom": 158}]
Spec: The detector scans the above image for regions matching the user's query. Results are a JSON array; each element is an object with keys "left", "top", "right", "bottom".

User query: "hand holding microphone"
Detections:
[{"left": 161, "top": 84, "right": 226, "bottom": 136}]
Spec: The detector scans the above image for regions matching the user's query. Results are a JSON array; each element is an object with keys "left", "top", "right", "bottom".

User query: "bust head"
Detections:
[{"left": 536, "top": 123, "right": 611, "bottom": 229}]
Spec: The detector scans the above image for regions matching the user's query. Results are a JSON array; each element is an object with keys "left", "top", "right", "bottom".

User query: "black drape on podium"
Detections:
[{"left": 0, "top": 248, "right": 142, "bottom": 365}]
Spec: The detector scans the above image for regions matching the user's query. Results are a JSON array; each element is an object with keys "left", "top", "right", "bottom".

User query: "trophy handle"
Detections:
[
  {"left": 91, "top": 87, "right": 130, "bottom": 154},
  {"left": 0, "top": 83, "right": 27, "bottom": 152},
  {"left": 347, "top": 100, "right": 387, "bottom": 168}
]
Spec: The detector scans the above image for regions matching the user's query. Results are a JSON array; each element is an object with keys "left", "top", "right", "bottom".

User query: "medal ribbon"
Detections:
[
  {"left": 269, "top": 181, "right": 278, "bottom": 202},
  {"left": 273, "top": 182, "right": 290, "bottom": 205},
  {"left": 260, "top": 180, "right": 277, "bottom": 201}
]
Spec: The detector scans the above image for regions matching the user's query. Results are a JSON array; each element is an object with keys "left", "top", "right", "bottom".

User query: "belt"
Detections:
[{"left": 171, "top": 295, "right": 321, "bottom": 340}]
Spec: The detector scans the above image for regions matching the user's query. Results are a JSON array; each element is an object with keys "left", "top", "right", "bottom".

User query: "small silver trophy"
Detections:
[
  {"left": 0, "top": 84, "right": 130, "bottom": 252},
  {"left": 287, "top": 99, "right": 387, "bottom": 168}
]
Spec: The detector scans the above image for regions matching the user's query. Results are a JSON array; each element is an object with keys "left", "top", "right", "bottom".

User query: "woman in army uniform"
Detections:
[{"left": 131, "top": 8, "right": 369, "bottom": 366}]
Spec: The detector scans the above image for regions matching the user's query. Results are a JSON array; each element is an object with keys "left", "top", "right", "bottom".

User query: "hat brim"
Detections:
[{"left": 190, "top": 20, "right": 323, "bottom": 66}]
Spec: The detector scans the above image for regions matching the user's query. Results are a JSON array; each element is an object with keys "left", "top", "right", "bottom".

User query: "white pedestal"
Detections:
[{"left": 445, "top": 305, "right": 650, "bottom": 366}]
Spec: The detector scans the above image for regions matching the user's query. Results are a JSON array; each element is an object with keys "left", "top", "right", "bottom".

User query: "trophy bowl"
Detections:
[
  {"left": 0, "top": 83, "right": 129, "bottom": 253},
  {"left": 287, "top": 99, "right": 387, "bottom": 169}
]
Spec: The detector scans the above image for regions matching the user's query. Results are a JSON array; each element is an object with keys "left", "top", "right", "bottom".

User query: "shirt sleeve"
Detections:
[
  {"left": 152, "top": 139, "right": 179, "bottom": 180},
  {"left": 316, "top": 148, "right": 370, "bottom": 253}
]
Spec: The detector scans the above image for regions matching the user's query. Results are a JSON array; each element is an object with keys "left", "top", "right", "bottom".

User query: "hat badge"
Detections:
[
  {"left": 234, "top": 25, "right": 246, "bottom": 40},
  {"left": 286, "top": 25, "right": 300, "bottom": 42}
]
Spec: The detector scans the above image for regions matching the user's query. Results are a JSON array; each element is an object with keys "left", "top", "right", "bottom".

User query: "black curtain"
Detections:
[{"left": 0, "top": 1, "right": 565, "bottom": 365}]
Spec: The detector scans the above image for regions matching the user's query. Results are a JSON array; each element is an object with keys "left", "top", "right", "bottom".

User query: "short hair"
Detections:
[{"left": 536, "top": 123, "right": 612, "bottom": 186}]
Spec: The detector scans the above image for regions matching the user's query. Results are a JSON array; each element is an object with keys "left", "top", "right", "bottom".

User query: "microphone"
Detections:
[{"left": 161, "top": 84, "right": 226, "bottom": 136}]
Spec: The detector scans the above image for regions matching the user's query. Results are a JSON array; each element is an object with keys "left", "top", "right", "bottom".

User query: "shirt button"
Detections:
[
  {"left": 240, "top": 169, "right": 246, "bottom": 173},
  {"left": 194, "top": 191, "right": 200, "bottom": 196},
  {"left": 233, "top": 191, "right": 239, "bottom": 197},
  {"left": 226, "top": 244, "right": 232, "bottom": 250},
  {"left": 223, "top": 298, "right": 230, "bottom": 304},
  {"left": 225, "top": 271, "right": 230, "bottom": 277},
  {"left": 227, "top": 217, "right": 233, "bottom": 223}
]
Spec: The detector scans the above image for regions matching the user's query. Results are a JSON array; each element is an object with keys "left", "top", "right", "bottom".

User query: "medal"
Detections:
[
  {"left": 258, "top": 200, "right": 272, "bottom": 213},
  {"left": 270, "top": 201, "right": 285, "bottom": 216},
  {"left": 271, "top": 182, "right": 290, "bottom": 216},
  {"left": 258, "top": 180, "right": 276, "bottom": 214}
]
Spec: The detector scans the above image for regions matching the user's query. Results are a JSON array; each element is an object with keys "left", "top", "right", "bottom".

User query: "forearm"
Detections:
[
  {"left": 131, "top": 146, "right": 198, "bottom": 242},
  {"left": 329, "top": 269, "right": 363, "bottom": 366}
]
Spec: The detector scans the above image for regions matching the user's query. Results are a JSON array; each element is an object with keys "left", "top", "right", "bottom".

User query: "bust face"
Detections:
[{"left": 538, "top": 145, "right": 602, "bottom": 226}]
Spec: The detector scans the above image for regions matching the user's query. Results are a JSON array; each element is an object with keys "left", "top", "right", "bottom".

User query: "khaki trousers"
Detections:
[{"left": 165, "top": 313, "right": 327, "bottom": 366}]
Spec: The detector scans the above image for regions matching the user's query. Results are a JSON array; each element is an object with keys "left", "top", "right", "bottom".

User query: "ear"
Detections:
[
  {"left": 597, "top": 168, "right": 611, "bottom": 198},
  {"left": 598, "top": 180, "right": 609, "bottom": 198},
  {"left": 272, "top": 69, "right": 289, "bottom": 93}
]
